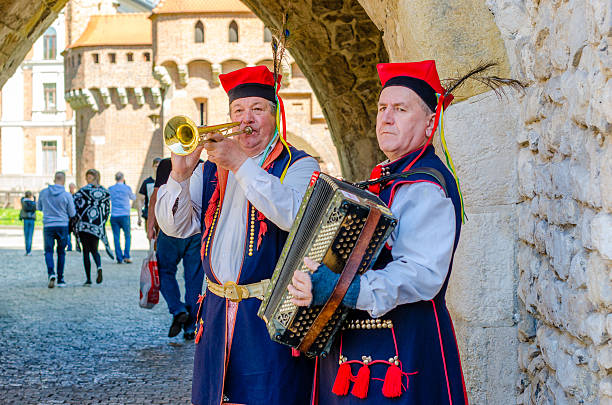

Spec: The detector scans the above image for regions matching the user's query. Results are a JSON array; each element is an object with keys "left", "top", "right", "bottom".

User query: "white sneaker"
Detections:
[
  {"left": 48, "top": 275, "right": 56, "bottom": 288},
  {"left": 57, "top": 281, "right": 67, "bottom": 287}
]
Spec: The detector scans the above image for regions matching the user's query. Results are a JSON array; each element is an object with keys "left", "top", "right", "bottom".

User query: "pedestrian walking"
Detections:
[
  {"left": 138, "top": 157, "right": 161, "bottom": 238},
  {"left": 19, "top": 190, "right": 36, "bottom": 256},
  {"left": 73, "top": 169, "right": 112, "bottom": 285},
  {"left": 151, "top": 158, "right": 204, "bottom": 340},
  {"left": 37, "top": 171, "right": 76, "bottom": 288},
  {"left": 109, "top": 172, "right": 136, "bottom": 264},
  {"left": 66, "top": 183, "right": 77, "bottom": 251}
]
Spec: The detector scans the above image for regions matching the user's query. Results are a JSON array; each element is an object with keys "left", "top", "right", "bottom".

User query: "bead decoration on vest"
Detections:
[
  {"left": 331, "top": 327, "right": 417, "bottom": 399},
  {"left": 343, "top": 318, "right": 393, "bottom": 329},
  {"left": 204, "top": 206, "right": 219, "bottom": 257},
  {"left": 248, "top": 205, "right": 256, "bottom": 256}
]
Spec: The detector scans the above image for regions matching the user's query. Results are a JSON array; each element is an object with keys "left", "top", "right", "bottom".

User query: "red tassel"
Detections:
[
  {"left": 194, "top": 320, "right": 204, "bottom": 344},
  {"left": 351, "top": 364, "right": 370, "bottom": 399},
  {"left": 202, "top": 184, "right": 220, "bottom": 240},
  {"left": 382, "top": 364, "right": 403, "bottom": 398},
  {"left": 257, "top": 211, "right": 268, "bottom": 250},
  {"left": 331, "top": 362, "right": 352, "bottom": 396}
]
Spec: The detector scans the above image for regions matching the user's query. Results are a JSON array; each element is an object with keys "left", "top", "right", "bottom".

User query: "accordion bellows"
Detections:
[{"left": 258, "top": 172, "right": 396, "bottom": 358}]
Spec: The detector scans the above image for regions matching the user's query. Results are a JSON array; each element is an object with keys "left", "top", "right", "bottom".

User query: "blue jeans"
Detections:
[
  {"left": 156, "top": 231, "right": 204, "bottom": 333},
  {"left": 43, "top": 226, "right": 68, "bottom": 280},
  {"left": 110, "top": 215, "right": 131, "bottom": 262},
  {"left": 23, "top": 219, "right": 35, "bottom": 254}
]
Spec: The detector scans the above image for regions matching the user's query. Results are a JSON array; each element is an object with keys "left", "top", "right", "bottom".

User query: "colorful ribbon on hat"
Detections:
[{"left": 436, "top": 94, "right": 466, "bottom": 223}]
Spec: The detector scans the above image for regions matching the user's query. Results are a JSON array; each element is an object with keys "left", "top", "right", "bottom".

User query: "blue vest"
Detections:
[
  {"left": 192, "top": 146, "right": 315, "bottom": 405},
  {"left": 316, "top": 145, "right": 468, "bottom": 405}
]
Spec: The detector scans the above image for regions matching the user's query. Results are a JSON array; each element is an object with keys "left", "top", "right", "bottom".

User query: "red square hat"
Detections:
[
  {"left": 219, "top": 65, "right": 282, "bottom": 104},
  {"left": 377, "top": 61, "right": 454, "bottom": 110}
]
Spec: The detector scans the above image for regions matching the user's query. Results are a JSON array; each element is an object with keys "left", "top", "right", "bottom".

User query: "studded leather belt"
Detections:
[{"left": 206, "top": 277, "right": 270, "bottom": 303}]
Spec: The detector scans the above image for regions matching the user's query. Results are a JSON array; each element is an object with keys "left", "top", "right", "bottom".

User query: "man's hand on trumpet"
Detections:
[
  {"left": 170, "top": 145, "right": 205, "bottom": 183},
  {"left": 204, "top": 132, "right": 248, "bottom": 173}
]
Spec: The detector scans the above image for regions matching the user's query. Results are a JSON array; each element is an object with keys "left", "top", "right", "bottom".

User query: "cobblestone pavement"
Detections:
[{"left": 0, "top": 226, "right": 195, "bottom": 404}]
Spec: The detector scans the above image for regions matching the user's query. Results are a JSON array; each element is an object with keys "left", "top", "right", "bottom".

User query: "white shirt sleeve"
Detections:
[
  {"left": 356, "top": 182, "right": 457, "bottom": 318},
  {"left": 155, "top": 162, "right": 203, "bottom": 238},
  {"left": 234, "top": 156, "right": 320, "bottom": 231}
]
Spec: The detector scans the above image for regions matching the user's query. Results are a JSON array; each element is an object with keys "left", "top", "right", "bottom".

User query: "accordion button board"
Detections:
[{"left": 258, "top": 172, "right": 396, "bottom": 358}]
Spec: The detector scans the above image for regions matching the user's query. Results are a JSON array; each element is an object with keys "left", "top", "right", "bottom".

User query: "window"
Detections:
[
  {"left": 43, "top": 27, "right": 56, "bottom": 59},
  {"left": 263, "top": 27, "right": 272, "bottom": 43},
  {"left": 77, "top": 53, "right": 81, "bottom": 64},
  {"left": 41, "top": 140, "right": 57, "bottom": 175},
  {"left": 92, "top": 53, "right": 99, "bottom": 63},
  {"left": 200, "top": 102, "right": 205, "bottom": 126},
  {"left": 127, "top": 52, "right": 133, "bottom": 62},
  {"left": 195, "top": 21, "right": 204, "bottom": 43},
  {"left": 109, "top": 53, "right": 116, "bottom": 63},
  {"left": 43, "top": 83, "right": 57, "bottom": 111},
  {"left": 144, "top": 52, "right": 151, "bottom": 62},
  {"left": 229, "top": 21, "right": 238, "bottom": 42}
]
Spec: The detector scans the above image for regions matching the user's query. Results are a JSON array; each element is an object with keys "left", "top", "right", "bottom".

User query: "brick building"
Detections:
[
  {"left": 63, "top": 0, "right": 339, "bottom": 189},
  {"left": 0, "top": 9, "right": 75, "bottom": 203},
  {"left": 64, "top": 12, "right": 161, "bottom": 188}
]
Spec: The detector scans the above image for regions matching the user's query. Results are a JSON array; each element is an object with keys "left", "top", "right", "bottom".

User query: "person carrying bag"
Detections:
[{"left": 140, "top": 239, "right": 160, "bottom": 309}]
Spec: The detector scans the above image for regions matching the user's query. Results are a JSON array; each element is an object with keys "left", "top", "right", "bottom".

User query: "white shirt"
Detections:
[
  {"left": 155, "top": 151, "right": 320, "bottom": 283},
  {"left": 356, "top": 182, "right": 457, "bottom": 318}
]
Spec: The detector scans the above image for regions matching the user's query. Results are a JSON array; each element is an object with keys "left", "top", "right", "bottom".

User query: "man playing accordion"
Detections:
[{"left": 290, "top": 61, "right": 469, "bottom": 404}]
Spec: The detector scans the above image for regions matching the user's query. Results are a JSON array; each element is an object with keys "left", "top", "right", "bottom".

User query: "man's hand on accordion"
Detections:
[
  {"left": 288, "top": 258, "right": 316, "bottom": 306},
  {"left": 289, "top": 257, "right": 360, "bottom": 308}
]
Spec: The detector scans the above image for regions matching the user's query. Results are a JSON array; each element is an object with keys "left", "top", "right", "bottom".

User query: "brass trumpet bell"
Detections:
[{"left": 164, "top": 115, "right": 252, "bottom": 156}]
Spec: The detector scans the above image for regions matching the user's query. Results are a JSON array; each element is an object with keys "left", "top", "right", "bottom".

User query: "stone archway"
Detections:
[{"left": 240, "top": 0, "right": 389, "bottom": 180}]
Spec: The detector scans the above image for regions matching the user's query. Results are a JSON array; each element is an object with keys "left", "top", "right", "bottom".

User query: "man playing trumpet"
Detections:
[{"left": 155, "top": 65, "right": 319, "bottom": 405}]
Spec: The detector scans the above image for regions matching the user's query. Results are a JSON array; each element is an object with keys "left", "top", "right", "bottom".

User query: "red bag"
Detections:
[{"left": 139, "top": 240, "right": 160, "bottom": 309}]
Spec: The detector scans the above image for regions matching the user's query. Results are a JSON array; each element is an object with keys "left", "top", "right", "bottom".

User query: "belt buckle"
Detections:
[{"left": 223, "top": 281, "right": 247, "bottom": 303}]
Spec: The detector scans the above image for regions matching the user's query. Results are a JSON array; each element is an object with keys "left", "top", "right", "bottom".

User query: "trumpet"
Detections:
[{"left": 164, "top": 115, "right": 253, "bottom": 156}]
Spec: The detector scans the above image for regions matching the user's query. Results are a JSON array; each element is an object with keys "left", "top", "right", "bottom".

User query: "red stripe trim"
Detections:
[{"left": 431, "top": 300, "right": 453, "bottom": 405}]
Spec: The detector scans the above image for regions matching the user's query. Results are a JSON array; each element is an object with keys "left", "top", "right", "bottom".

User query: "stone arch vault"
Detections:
[{"left": 0, "top": 0, "right": 510, "bottom": 180}]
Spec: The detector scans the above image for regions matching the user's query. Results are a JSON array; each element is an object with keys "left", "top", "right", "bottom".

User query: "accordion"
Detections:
[{"left": 258, "top": 172, "right": 396, "bottom": 358}]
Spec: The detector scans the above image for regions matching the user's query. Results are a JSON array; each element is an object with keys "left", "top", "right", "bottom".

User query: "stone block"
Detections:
[
  {"left": 447, "top": 208, "right": 517, "bottom": 326},
  {"left": 608, "top": 314, "right": 612, "bottom": 336},
  {"left": 601, "top": 140, "right": 612, "bottom": 213},
  {"left": 518, "top": 203, "right": 535, "bottom": 244},
  {"left": 583, "top": 312, "right": 608, "bottom": 346},
  {"left": 598, "top": 342, "right": 612, "bottom": 370},
  {"left": 586, "top": 252, "right": 612, "bottom": 307},
  {"left": 591, "top": 213, "right": 612, "bottom": 260},
  {"left": 551, "top": 160, "right": 572, "bottom": 198},
  {"left": 569, "top": 250, "right": 588, "bottom": 289},
  {"left": 522, "top": 86, "right": 546, "bottom": 125},
  {"left": 518, "top": 314, "right": 537, "bottom": 342},
  {"left": 601, "top": 377, "right": 612, "bottom": 397},
  {"left": 560, "top": 289, "right": 596, "bottom": 338},
  {"left": 518, "top": 148, "right": 536, "bottom": 198},
  {"left": 549, "top": 227, "right": 575, "bottom": 280},
  {"left": 581, "top": 207, "right": 597, "bottom": 250},
  {"left": 585, "top": 0, "right": 612, "bottom": 44},
  {"left": 534, "top": 162, "right": 552, "bottom": 197},
  {"left": 562, "top": 69, "right": 589, "bottom": 125}
]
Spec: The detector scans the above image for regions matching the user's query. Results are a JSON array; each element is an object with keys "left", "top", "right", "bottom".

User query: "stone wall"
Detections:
[{"left": 486, "top": 0, "right": 612, "bottom": 403}]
